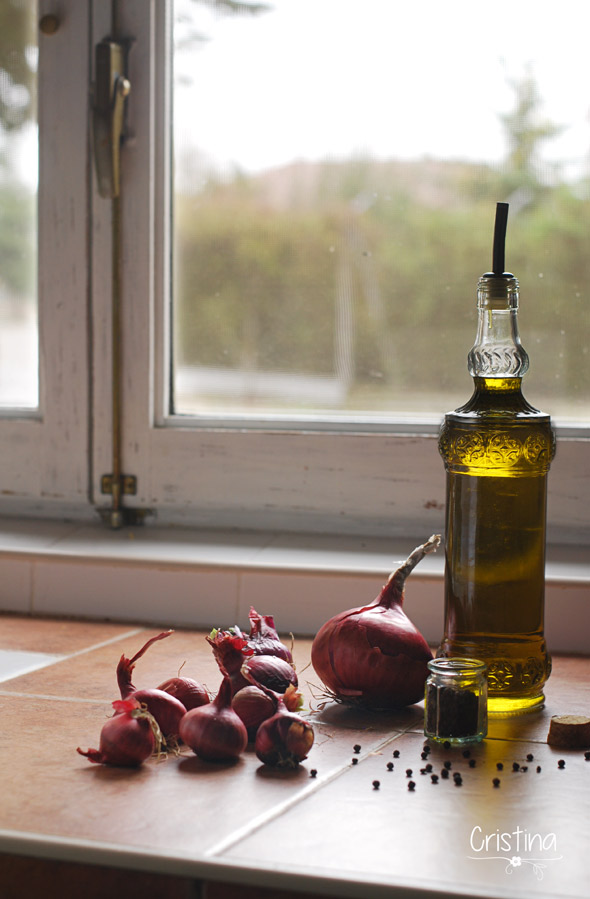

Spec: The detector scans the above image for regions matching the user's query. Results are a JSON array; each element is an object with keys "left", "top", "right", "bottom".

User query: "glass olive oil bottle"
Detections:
[{"left": 438, "top": 203, "right": 555, "bottom": 715}]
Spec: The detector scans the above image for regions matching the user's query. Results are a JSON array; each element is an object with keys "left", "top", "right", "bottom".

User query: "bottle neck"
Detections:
[{"left": 467, "top": 272, "right": 529, "bottom": 378}]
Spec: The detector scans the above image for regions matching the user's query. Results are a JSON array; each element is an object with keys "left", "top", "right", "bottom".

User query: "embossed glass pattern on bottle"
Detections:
[{"left": 438, "top": 272, "right": 555, "bottom": 716}]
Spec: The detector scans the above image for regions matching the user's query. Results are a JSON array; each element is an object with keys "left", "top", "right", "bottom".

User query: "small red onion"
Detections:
[
  {"left": 179, "top": 676, "right": 248, "bottom": 762},
  {"left": 247, "top": 607, "right": 293, "bottom": 663},
  {"left": 255, "top": 695, "right": 314, "bottom": 769},
  {"left": 311, "top": 535, "right": 440, "bottom": 710},
  {"left": 231, "top": 685, "right": 276, "bottom": 741},
  {"left": 77, "top": 698, "right": 162, "bottom": 767},
  {"left": 116, "top": 631, "right": 187, "bottom": 739},
  {"left": 242, "top": 655, "right": 298, "bottom": 694},
  {"left": 158, "top": 675, "right": 210, "bottom": 711},
  {"left": 206, "top": 628, "right": 254, "bottom": 694}
]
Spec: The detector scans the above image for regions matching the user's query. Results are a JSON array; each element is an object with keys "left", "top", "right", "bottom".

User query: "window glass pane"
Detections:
[
  {"left": 0, "top": 1, "right": 38, "bottom": 409},
  {"left": 172, "top": 0, "right": 589, "bottom": 423}
]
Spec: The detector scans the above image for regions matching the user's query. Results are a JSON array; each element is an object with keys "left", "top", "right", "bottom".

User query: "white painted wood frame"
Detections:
[{"left": 1, "top": 0, "right": 588, "bottom": 548}]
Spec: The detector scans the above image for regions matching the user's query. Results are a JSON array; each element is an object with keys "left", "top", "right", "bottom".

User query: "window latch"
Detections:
[{"left": 92, "top": 39, "right": 131, "bottom": 199}]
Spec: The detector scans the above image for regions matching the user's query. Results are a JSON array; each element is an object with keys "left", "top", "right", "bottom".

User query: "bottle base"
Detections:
[
  {"left": 487, "top": 692, "right": 545, "bottom": 716},
  {"left": 424, "top": 732, "right": 486, "bottom": 745}
]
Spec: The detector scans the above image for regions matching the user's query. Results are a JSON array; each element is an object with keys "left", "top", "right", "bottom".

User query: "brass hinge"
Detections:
[
  {"left": 99, "top": 475, "right": 150, "bottom": 528},
  {"left": 101, "top": 473, "right": 137, "bottom": 496}
]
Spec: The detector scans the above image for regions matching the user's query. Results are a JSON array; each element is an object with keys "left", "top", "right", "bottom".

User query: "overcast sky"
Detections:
[{"left": 174, "top": 0, "right": 590, "bottom": 181}]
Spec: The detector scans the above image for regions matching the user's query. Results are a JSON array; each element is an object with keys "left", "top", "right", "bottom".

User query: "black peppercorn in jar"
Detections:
[{"left": 424, "top": 658, "right": 488, "bottom": 744}]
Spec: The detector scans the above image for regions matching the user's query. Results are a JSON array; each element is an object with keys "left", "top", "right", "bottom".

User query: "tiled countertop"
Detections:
[{"left": 1, "top": 613, "right": 589, "bottom": 899}]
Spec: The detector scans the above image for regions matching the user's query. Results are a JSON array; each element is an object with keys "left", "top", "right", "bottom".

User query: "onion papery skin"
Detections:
[
  {"left": 232, "top": 685, "right": 276, "bottom": 741},
  {"left": 254, "top": 702, "right": 314, "bottom": 769},
  {"left": 311, "top": 536, "right": 440, "bottom": 710},
  {"left": 77, "top": 699, "right": 158, "bottom": 767},
  {"left": 242, "top": 655, "right": 298, "bottom": 694},
  {"left": 206, "top": 628, "right": 254, "bottom": 695},
  {"left": 179, "top": 676, "right": 248, "bottom": 762},
  {"left": 247, "top": 607, "right": 293, "bottom": 663},
  {"left": 158, "top": 677, "right": 210, "bottom": 711}
]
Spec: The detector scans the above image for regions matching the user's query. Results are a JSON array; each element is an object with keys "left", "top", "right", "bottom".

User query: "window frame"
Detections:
[
  {"left": 100, "top": 0, "right": 589, "bottom": 543},
  {"left": 1, "top": 0, "right": 588, "bottom": 549},
  {"left": 0, "top": 0, "right": 91, "bottom": 516}
]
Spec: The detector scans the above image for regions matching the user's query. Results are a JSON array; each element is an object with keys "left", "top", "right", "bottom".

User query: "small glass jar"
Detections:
[{"left": 424, "top": 658, "right": 488, "bottom": 744}]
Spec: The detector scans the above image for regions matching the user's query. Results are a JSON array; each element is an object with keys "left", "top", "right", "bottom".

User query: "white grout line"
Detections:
[
  {"left": 55, "top": 627, "right": 144, "bottom": 662},
  {"left": 0, "top": 690, "right": 109, "bottom": 704},
  {"left": 203, "top": 728, "right": 414, "bottom": 860}
]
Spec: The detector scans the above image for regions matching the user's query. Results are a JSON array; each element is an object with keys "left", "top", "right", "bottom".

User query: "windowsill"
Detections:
[{"left": 0, "top": 517, "right": 589, "bottom": 652}]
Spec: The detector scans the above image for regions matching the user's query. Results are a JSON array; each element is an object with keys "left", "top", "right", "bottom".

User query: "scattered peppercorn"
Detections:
[
  {"left": 387, "top": 762, "right": 394, "bottom": 771},
  {"left": 443, "top": 741, "right": 451, "bottom": 749},
  {"left": 536, "top": 766, "right": 542, "bottom": 773},
  {"left": 441, "top": 768, "right": 449, "bottom": 779},
  {"left": 431, "top": 774, "right": 439, "bottom": 783},
  {"left": 425, "top": 763, "right": 433, "bottom": 773},
  {"left": 444, "top": 760, "right": 452, "bottom": 770},
  {"left": 468, "top": 759, "right": 476, "bottom": 768},
  {"left": 521, "top": 766, "right": 528, "bottom": 772},
  {"left": 372, "top": 780, "right": 380, "bottom": 790},
  {"left": 512, "top": 762, "right": 520, "bottom": 772},
  {"left": 420, "top": 768, "right": 427, "bottom": 775},
  {"left": 423, "top": 743, "right": 431, "bottom": 753},
  {"left": 353, "top": 744, "right": 361, "bottom": 753},
  {"left": 492, "top": 778, "right": 500, "bottom": 788},
  {"left": 421, "top": 752, "right": 428, "bottom": 760},
  {"left": 393, "top": 749, "right": 400, "bottom": 758},
  {"left": 310, "top": 769, "right": 317, "bottom": 778},
  {"left": 584, "top": 751, "right": 590, "bottom": 761},
  {"left": 408, "top": 780, "right": 416, "bottom": 791},
  {"left": 558, "top": 759, "right": 566, "bottom": 769},
  {"left": 406, "top": 769, "right": 413, "bottom": 777},
  {"left": 496, "top": 762, "right": 504, "bottom": 771},
  {"left": 526, "top": 753, "right": 534, "bottom": 761},
  {"left": 454, "top": 778, "right": 463, "bottom": 787},
  {"left": 351, "top": 758, "right": 358, "bottom": 765},
  {"left": 462, "top": 749, "right": 471, "bottom": 758},
  {"left": 453, "top": 772, "right": 462, "bottom": 782}
]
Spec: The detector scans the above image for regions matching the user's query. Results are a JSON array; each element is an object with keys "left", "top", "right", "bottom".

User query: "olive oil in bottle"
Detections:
[{"left": 438, "top": 203, "right": 555, "bottom": 715}]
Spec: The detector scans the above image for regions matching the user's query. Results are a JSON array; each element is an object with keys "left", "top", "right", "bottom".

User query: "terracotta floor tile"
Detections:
[
  {"left": 222, "top": 728, "right": 590, "bottom": 898},
  {"left": 0, "top": 690, "right": 393, "bottom": 860},
  {"left": 0, "top": 627, "right": 216, "bottom": 700},
  {"left": 1, "top": 623, "right": 422, "bottom": 865},
  {"left": 0, "top": 613, "right": 140, "bottom": 655}
]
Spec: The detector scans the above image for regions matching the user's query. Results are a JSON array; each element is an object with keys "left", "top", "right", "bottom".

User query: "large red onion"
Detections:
[
  {"left": 311, "top": 535, "right": 440, "bottom": 710},
  {"left": 247, "top": 607, "right": 293, "bottom": 663},
  {"left": 116, "top": 631, "right": 187, "bottom": 740}
]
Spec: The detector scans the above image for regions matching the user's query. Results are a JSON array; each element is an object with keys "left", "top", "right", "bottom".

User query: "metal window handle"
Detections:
[{"left": 92, "top": 40, "right": 131, "bottom": 199}]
